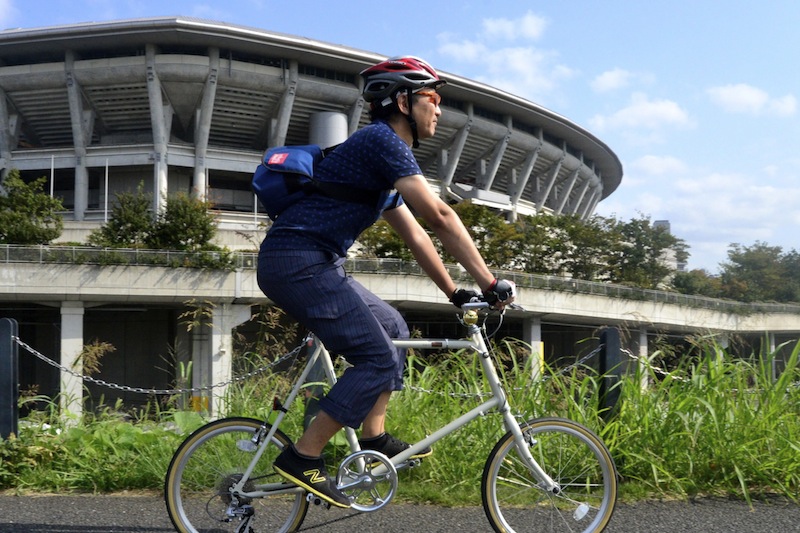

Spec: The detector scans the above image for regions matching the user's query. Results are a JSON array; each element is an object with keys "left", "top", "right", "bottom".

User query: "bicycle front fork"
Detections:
[{"left": 503, "top": 411, "right": 560, "bottom": 494}]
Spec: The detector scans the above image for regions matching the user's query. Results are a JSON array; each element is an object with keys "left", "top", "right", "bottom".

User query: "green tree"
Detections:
[
  {"left": 719, "top": 242, "right": 797, "bottom": 302},
  {"left": 87, "top": 184, "right": 153, "bottom": 248},
  {"left": 355, "top": 203, "right": 690, "bottom": 290},
  {"left": 566, "top": 215, "right": 617, "bottom": 281},
  {"left": 539, "top": 214, "right": 616, "bottom": 280},
  {"left": 450, "top": 201, "right": 526, "bottom": 270},
  {"left": 149, "top": 193, "right": 217, "bottom": 251},
  {"left": 782, "top": 249, "right": 800, "bottom": 302},
  {"left": 607, "top": 215, "right": 688, "bottom": 288},
  {"left": 673, "top": 268, "right": 724, "bottom": 298},
  {"left": 0, "top": 170, "right": 63, "bottom": 244},
  {"left": 357, "top": 218, "right": 417, "bottom": 261},
  {"left": 89, "top": 187, "right": 219, "bottom": 252}
]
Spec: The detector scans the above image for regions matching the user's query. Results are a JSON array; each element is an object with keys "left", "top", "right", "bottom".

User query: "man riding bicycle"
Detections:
[{"left": 257, "top": 56, "right": 515, "bottom": 508}]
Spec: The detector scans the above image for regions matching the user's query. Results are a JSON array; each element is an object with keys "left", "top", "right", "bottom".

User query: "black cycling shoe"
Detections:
[
  {"left": 358, "top": 432, "right": 432, "bottom": 460},
  {"left": 273, "top": 445, "right": 351, "bottom": 508}
]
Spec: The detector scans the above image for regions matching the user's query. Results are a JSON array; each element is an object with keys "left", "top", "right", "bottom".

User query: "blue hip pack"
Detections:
[{"left": 252, "top": 144, "right": 383, "bottom": 220}]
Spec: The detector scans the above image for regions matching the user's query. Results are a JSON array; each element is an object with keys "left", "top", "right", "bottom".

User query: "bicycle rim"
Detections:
[
  {"left": 482, "top": 417, "right": 617, "bottom": 533},
  {"left": 165, "top": 417, "right": 308, "bottom": 533}
]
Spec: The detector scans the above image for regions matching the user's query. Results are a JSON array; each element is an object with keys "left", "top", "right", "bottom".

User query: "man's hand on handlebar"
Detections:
[
  {"left": 483, "top": 279, "right": 516, "bottom": 309},
  {"left": 450, "top": 288, "right": 481, "bottom": 309}
]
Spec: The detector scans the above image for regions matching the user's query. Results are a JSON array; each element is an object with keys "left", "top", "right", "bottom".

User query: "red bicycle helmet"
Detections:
[{"left": 361, "top": 56, "right": 446, "bottom": 108}]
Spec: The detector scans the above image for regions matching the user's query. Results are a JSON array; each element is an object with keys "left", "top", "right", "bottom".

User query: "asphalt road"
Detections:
[{"left": 0, "top": 493, "right": 798, "bottom": 532}]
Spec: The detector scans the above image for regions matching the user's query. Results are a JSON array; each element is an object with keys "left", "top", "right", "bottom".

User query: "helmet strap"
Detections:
[{"left": 404, "top": 88, "right": 420, "bottom": 148}]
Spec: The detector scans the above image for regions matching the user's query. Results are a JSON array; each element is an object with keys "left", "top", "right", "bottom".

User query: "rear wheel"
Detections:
[
  {"left": 165, "top": 417, "right": 308, "bottom": 533},
  {"left": 482, "top": 417, "right": 617, "bottom": 532}
]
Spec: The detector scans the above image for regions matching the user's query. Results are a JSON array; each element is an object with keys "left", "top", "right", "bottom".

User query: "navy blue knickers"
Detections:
[{"left": 257, "top": 249, "right": 409, "bottom": 428}]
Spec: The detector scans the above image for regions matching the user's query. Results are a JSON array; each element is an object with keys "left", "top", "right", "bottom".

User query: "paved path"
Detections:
[{"left": 0, "top": 493, "right": 797, "bottom": 532}]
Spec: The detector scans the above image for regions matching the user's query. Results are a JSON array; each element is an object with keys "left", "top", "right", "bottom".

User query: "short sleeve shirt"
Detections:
[{"left": 261, "top": 120, "right": 419, "bottom": 256}]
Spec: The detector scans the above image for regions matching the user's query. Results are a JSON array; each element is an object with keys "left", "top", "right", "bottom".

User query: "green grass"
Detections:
[{"left": 2, "top": 339, "right": 798, "bottom": 507}]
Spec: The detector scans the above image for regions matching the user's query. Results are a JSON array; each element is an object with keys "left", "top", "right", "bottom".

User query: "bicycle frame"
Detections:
[{"left": 231, "top": 304, "right": 558, "bottom": 500}]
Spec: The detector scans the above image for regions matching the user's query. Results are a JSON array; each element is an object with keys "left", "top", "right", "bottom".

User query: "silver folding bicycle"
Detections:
[{"left": 164, "top": 301, "right": 618, "bottom": 532}]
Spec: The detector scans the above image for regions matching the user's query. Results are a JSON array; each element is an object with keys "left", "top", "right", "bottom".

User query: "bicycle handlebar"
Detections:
[{"left": 460, "top": 301, "right": 525, "bottom": 312}]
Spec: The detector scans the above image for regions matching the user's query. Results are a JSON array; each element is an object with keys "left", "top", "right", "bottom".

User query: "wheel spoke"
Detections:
[
  {"left": 165, "top": 418, "right": 309, "bottom": 533},
  {"left": 481, "top": 418, "right": 617, "bottom": 533}
]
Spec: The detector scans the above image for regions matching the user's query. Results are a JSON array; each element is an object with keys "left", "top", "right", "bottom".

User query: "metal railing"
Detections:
[{"left": 2, "top": 243, "right": 800, "bottom": 316}]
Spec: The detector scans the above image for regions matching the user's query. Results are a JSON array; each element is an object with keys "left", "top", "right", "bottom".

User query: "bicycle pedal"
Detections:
[
  {"left": 305, "top": 492, "right": 331, "bottom": 509},
  {"left": 395, "top": 458, "right": 422, "bottom": 471}
]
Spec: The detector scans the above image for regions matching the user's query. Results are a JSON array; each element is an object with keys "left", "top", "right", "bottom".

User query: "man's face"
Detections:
[{"left": 411, "top": 90, "right": 442, "bottom": 139}]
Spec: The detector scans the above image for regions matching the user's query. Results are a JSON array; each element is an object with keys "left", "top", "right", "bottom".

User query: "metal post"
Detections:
[
  {"left": 0, "top": 318, "right": 19, "bottom": 439},
  {"left": 598, "top": 326, "right": 622, "bottom": 421}
]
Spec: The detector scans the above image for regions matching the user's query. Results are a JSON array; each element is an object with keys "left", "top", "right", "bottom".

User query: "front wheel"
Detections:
[
  {"left": 482, "top": 417, "right": 617, "bottom": 533},
  {"left": 165, "top": 417, "right": 309, "bottom": 533}
]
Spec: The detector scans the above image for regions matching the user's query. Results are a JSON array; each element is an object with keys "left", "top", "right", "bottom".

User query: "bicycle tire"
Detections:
[
  {"left": 481, "top": 417, "right": 617, "bottom": 533},
  {"left": 165, "top": 417, "right": 309, "bottom": 533}
]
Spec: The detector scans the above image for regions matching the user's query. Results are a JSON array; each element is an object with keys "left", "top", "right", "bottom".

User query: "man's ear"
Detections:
[{"left": 396, "top": 91, "right": 411, "bottom": 116}]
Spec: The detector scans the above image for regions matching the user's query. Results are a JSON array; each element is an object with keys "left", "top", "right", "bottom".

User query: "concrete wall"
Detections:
[{"left": 3, "top": 261, "right": 799, "bottom": 416}]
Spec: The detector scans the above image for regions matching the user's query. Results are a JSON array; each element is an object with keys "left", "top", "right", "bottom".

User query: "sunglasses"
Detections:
[{"left": 414, "top": 90, "right": 442, "bottom": 107}]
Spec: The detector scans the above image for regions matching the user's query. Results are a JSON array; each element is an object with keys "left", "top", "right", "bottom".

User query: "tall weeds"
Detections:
[
  {"left": 1, "top": 339, "right": 798, "bottom": 506},
  {"left": 603, "top": 339, "right": 800, "bottom": 502}
]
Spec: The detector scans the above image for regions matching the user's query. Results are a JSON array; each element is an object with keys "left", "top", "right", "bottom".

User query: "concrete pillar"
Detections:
[
  {"left": 554, "top": 167, "right": 580, "bottom": 215},
  {"left": 766, "top": 332, "right": 777, "bottom": 382},
  {"left": 523, "top": 316, "right": 544, "bottom": 380},
  {"left": 193, "top": 48, "right": 219, "bottom": 200},
  {"left": 191, "top": 303, "right": 252, "bottom": 417},
  {"left": 567, "top": 176, "right": 594, "bottom": 216},
  {"left": 65, "top": 53, "right": 90, "bottom": 221},
  {"left": 173, "top": 324, "right": 192, "bottom": 411},
  {"left": 0, "top": 87, "right": 19, "bottom": 180},
  {"left": 638, "top": 326, "right": 649, "bottom": 391},
  {"left": 309, "top": 111, "right": 348, "bottom": 148},
  {"left": 717, "top": 332, "right": 730, "bottom": 349},
  {"left": 478, "top": 126, "right": 510, "bottom": 191},
  {"left": 210, "top": 303, "right": 252, "bottom": 415},
  {"left": 269, "top": 60, "right": 298, "bottom": 148},
  {"left": 439, "top": 110, "right": 472, "bottom": 193},
  {"left": 509, "top": 144, "right": 540, "bottom": 205},
  {"left": 536, "top": 155, "right": 564, "bottom": 211},
  {"left": 60, "top": 302, "right": 85, "bottom": 419},
  {"left": 190, "top": 320, "right": 211, "bottom": 413},
  {"left": 146, "top": 45, "right": 169, "bottom": 213}
]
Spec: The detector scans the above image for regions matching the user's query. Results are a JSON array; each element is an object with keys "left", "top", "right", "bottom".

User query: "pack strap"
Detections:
[{"left": 283, "top": 175, "right": 382, "bottom": 207}]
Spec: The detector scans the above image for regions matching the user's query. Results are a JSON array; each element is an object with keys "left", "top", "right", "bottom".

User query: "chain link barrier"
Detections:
[
  {"left": 14, "top": 334, "right": 691, "bottom": 400},
  {"left": 12, "top": 335, "right": 303, "bottom": 396}
]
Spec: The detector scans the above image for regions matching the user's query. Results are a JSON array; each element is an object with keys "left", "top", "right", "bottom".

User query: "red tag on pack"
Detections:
[{"left": 268, "top": 152, "right": 289, "bottom": 165}]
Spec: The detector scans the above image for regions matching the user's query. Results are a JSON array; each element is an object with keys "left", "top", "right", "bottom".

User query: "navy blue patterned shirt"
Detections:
[{"left": 261, "top": 120, "right": 419, "bottom": 256}]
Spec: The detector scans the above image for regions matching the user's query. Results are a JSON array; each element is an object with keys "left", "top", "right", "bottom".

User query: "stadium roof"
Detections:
[{"left": 0, "top": 17, "right": 622, "bottom": 218}]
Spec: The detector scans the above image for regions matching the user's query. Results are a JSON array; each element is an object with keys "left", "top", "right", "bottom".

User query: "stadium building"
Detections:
[{"left": 1, "top": 18, "right": 797, "bottom": 415}]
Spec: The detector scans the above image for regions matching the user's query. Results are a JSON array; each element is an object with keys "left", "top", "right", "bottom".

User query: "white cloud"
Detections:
[
  {"left": 437, "top": 35, "right": 490, "bottom": 63},
  {"left": 589, "top": 92, "right": 691, "bottom": 133},
  {"left": 438, "top": 33, "right": 575, "bottom": 103},
  {"left": 706, "top": 83, "right": 796, "bottom": 117},
  {"left": 629, "top": 155, "right": 687, "bottom": 176},
  {"left": 767, "top": 94, "right": 797, "bottom": 116},
  {"left": 664, "top": 170, "right": 800, "bottom": 267},
  {"left": 590, "top": 68, "right": 634, "bottom": 92},
  {"left": 437, "top": 12, "right": 574, "bottom": 103},
  {"left": 482, "top": 11, "right": 548, "bottom": 41},
  {"left": 598, "top": 163, "right": 800, "bottom": 271}
]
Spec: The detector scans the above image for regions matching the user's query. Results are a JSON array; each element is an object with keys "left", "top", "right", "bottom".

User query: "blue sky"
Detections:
[{"left": 4, "top": 1, "right": 799, "bottom": 273}]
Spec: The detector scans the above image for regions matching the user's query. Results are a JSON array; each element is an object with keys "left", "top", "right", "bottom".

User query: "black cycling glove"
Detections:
[
  {"left": 450, "top": 288, "right": 481, "bottom": 309},
  {"left": 483, "top": 279, "right": 517, "bottom": 307}
]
